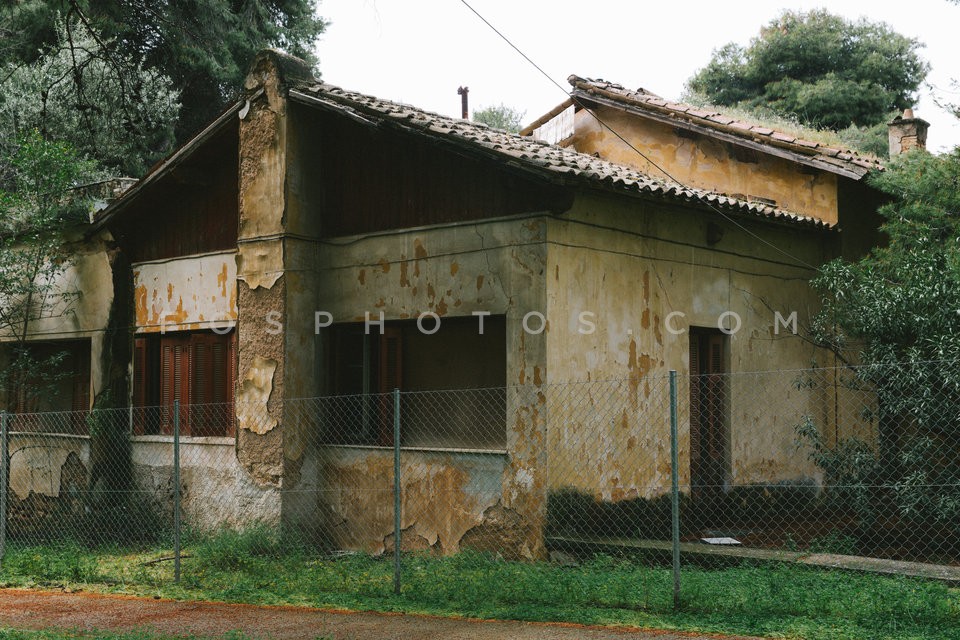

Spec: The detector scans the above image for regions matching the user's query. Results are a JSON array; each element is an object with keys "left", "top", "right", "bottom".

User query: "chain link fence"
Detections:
[{"left": 2, "top": 363, "right": 960, "bottom": 609}]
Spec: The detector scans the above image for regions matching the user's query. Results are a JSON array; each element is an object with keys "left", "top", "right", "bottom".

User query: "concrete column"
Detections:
[{"left": 235, "top": 50, "right": 314, "bottom": 518}]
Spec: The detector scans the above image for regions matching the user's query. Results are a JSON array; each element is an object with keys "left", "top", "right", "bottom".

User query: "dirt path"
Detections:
[{"left": 0, "top": 588, "right": 762, "bottom": 640}]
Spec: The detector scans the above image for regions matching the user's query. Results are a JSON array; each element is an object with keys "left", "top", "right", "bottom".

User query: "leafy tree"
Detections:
[
  {"left": 473, "top": 104, "right": 526, "bottom": 133},
  {"left": 813, "top": 149, "right": 960, "bottom": 367},
  {"left": 0, "top": 130, "right": 95, "bottom": 410},
  {"left": 687, "top": 10, "right": 929, "bottom": 132},
  {"left": 0, "top": 1, "right": 327, "bottom": 146},
  {"left": 0, "top": 18, "right": 180, "bottom": 178},
  {"left": 806, "top": 148, "right": 960, "bottom": 526}
]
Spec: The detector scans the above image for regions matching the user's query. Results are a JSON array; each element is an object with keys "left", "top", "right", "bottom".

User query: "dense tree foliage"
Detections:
[
  {"left": 473, "top": 104, "right": 526, "bottom": 133},
  {"left": 1, "top": 0, "right": 326, "bottom": 153},
  {"left": 812, "top": 149, "right": 960, "bottom": 367},
  {"left": 0, "top": 18, "right": 180, "bottom": 178},
  {"left": 805, "top": 148, "right": 960, "bottom": 525},
  {"left": 687, "top": 10, "right": 929, "bottom": 132}
]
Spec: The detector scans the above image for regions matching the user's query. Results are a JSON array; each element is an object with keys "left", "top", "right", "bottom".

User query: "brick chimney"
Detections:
[{"left": 888, "top": 108, "right": 930, "bottom": 155}]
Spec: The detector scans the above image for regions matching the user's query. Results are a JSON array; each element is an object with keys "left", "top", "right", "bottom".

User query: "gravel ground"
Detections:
[{"left": 0, "top": 588, "right": 763, "bottom": 640}]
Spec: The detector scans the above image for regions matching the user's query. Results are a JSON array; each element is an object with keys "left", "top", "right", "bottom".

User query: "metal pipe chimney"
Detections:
[{"left": 457, "top": 86, "right": 469, "bottom": 119}]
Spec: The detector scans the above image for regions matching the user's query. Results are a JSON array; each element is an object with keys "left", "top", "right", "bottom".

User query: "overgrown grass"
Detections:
[{"left": 2, "top": 530, "right": 959, "bottom": 640}]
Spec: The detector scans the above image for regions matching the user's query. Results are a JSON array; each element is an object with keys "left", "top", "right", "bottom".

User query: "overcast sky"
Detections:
[{"left": 314, "top": 0, "right": 960, "bottom": 153}]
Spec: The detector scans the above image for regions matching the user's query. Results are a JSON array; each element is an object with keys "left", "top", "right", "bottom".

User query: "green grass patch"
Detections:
[{"left": 2, "top": 531, "right": 959, "bottom": 640}]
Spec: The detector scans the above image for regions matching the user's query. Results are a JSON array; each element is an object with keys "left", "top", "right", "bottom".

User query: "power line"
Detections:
[{"left": 458, "top": 0, "right": 820, "bottom": 271}]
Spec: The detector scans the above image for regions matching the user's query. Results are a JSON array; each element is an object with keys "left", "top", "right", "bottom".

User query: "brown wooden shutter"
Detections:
[
  {"left": 187, "top": 330, "right": 236, "bottom": 437},
  {"left": 133, "top": 337, "right": 148, "bottom": 435},
  {"left": 219, "top": 331, "right": 236, "bottom": 435},
  {"left": 705, "top": 334, "right": 725, "bottom": 461},
  {"left": 160, "top": 335, "right": 190, "bottom": 435},
  {"left": 190, "top": 334, "right": 210, "bottom": 436},
  {"left": 379, "top": 326, "right": 403, "bottom": 393}
]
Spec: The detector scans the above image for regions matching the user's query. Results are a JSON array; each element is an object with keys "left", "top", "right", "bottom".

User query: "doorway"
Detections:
[{"left": 689, "top": 329, "right": 728, "bottom": 495}]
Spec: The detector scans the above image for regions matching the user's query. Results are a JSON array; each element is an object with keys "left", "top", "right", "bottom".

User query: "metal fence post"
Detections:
[
  {"left": 0, "top": 411, "right": 8, "bottom": 571},
  {"left": 669, "top": 370, "right": 681, "bottom": 610},
  {"left": 173, "top": 399, "right": 181, "bottom": 584},
  {"left": 393, "top": 388, "right": 401, "bottom": 595}
]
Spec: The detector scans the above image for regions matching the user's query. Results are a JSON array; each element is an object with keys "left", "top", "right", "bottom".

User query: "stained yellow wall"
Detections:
[
  {"left": 133, "top": 251, "right": 238, "bottom": 333},
  {"left": 543, "top": 192, "right": 867, "bottom": 499},
  {"left": 285, "top": 217, "right": 550, "bottom": 557},
  {"left": 571, "top": 107, "right": 840, "bottom": 225}
]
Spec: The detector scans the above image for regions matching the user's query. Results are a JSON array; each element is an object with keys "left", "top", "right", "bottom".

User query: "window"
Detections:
[
  {"left": 325, "top": 316, "right": 507, "bottom": 449},
  {"left": 134, "top": 329, "right": 236, "bottom": 436},
  {"left": 3, "top": 339, "right": 91, "bottom": 433}
]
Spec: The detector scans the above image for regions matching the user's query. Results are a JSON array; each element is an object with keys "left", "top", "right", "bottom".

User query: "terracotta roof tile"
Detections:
[
  {"left": 565, "top": 76, "right": 884, "bottom": 178},
  {"left": 289, "top": 82, "right": 832, "bottom": 232},
  {"left": 728, "top": 121, "right": 754, "bottom": 131},
  {"left": 707, "top": 114, "right": 736, "bottom": 125}
]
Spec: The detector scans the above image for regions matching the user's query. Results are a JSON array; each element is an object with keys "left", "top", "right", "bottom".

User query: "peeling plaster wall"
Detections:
[
  {"left": 232, "top": 52, "right": 301, "bottom": 525},
  {"left": 133, "top": 251, "right": 238, "bottom": 332},
  {"left": 544, "top": 193, "right": 867, "bottom": 501},
  {"left": 572, "top": 107, "right": 840, "bottom": 225},
  {"left": 284, "top": 218, "right": 549, "bottom": 558},
  {"left": 131, "top": 437, "right": 279, "bottom": 530},
  {"left": 8, "top": 434, "right": 89, "bottom": 500},
  {"left": 300, "top": 447, "right": 505, "bottom": 554}
]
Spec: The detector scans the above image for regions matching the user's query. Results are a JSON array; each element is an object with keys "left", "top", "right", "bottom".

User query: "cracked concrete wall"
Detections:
[
  {"left": 302, "top": 447, "right": 506, "bottom": 555},
  {"left": 284, "top": 217, "right": 549, "bottom": 558},
  {"left": 571, "top": 106, "right": 840, "bottom": 225},
  {"left": 544, "top": 193, "right": 872, "bottom": 500}
]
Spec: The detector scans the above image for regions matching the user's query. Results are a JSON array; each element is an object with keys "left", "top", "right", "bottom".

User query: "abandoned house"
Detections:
[
  {"left": 4, "top": 50, "right": 927, "bottom": 558},
  {"left": 521, "top": 75, "right": 894, "bottom": 257}
]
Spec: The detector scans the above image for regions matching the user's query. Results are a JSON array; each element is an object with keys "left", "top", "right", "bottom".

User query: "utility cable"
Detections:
[{"left": 459, "top": 0, "right": 820, "bottom": 270}]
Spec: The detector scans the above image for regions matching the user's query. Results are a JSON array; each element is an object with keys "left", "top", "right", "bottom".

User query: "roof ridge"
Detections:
[{"left": 566, "top": 75, "right": 884, "bottom": 175}]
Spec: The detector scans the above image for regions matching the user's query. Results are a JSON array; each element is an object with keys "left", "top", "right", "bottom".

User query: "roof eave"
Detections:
[
  {"left": 291, "top": 87, "right": 834, "bottom": 233},
  {"left": 91, "top": 101, "right": 243, "bottom": 232}
]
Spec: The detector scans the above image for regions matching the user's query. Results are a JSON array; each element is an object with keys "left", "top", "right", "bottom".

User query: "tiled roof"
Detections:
[
  {"left": 289, "top": 83, "right": 833, "bottom": 230},
  {"left": 566, "top": 76, "right": 884, "bottom": 179}
]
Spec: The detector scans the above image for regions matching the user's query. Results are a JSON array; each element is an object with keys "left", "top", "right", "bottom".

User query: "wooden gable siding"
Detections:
[
  {"left": 111, "top": 119, "right": 239, "bottom": 263},
  {"left": 299, "top": 107, "right": 574, "bottom": 238}
]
